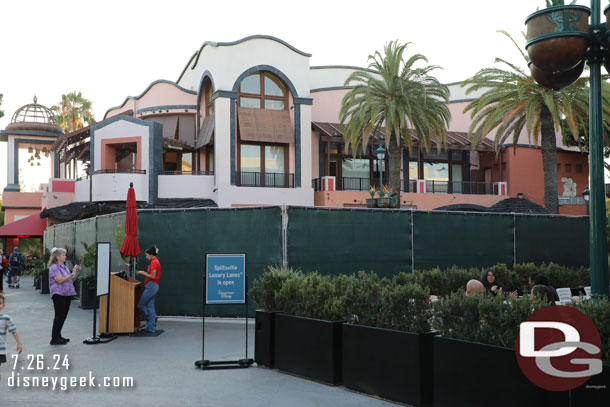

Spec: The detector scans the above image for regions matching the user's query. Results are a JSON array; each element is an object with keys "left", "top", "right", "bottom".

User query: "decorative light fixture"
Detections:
[{"left": 376, "top": 144, "right": 386, "bottom": 187}]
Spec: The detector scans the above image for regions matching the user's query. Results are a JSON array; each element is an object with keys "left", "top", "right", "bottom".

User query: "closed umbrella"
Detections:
[{"left": 120, "top": 182, "right": 140, "bottom": 277}]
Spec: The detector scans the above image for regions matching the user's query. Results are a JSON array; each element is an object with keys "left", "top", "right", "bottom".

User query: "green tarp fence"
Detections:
[
  {"left": 287, "top": 207, "right": 412, "bottom": 278},
  {"left": 43, "top": 206, "right": 589, "bottom": 316}
]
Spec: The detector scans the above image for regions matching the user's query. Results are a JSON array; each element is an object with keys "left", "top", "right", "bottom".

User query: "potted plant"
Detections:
[
  {"left": 365, "top": 186, "right": 378, "bottom": 208},
  {"left": 266, "top": 271, "right": 345, "bottom": 385},
  {"left": 29, "top": 259, "right": 44, "bottom": 290},
  {"left": 78, "top": 242, "right": 98, "bottom": 309},
  {"left": 249, "top": 265, "right": 296, "bottom": 368},
  {"left": 378, "top": 185, "right": 391, "bottom": 208},
  {"left": 525, "top": 0, "right": 590, "bottom": 75},
  {"left": 342, "top": 273, "right": 435, "bottom": 407}
]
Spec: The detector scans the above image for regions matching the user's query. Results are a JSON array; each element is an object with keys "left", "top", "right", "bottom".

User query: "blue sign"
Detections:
[{"left": 205, "top": 253, "right": 246, "bottom": 304}]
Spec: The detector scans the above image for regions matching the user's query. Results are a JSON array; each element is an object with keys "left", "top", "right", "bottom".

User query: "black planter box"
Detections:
[
  {"left": 431, "top": 336, "right": 609, "bottom": 407},
  {"left": 433, "top": 336, "right": 546, "bottom": 407},
  {"left": 34, "top": 278, "right": 41, "bottom": 290},
  {"left": 274, "top": 313, "right": 344, "bottom": 385},
  {"left": 255, "top": 310, "right": 279, "bottom": 368},
  {"left": 570, "top": 361, "right": 610, "bottom": 405},
  {"left": 343, "top": 324, "right": 434, "bottom": 406},
  {"left": 40, "top": 269, "right": 49, "bottom": 294},
  {"left": 78, "top": 280, "right": 98, "bottom": 309}
]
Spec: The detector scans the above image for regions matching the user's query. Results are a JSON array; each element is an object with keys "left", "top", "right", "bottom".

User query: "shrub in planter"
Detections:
[
  {"left": 577, "top": 297, "right": 610, "bottom": 363},
  {"left": 340, "top": 271, "right": 388, "bottom": 327},
  {"left": 250, "top": 265, "right": 300, "bottom": 368},
  {"left": 274, "top": 271, "right": 343, "bottom": 321},
  {"left": 270, "top": 270, "right": 345, "bottom": 384},
  {"left": 343, "top": 280, "right": 435, "bottom": 406}
]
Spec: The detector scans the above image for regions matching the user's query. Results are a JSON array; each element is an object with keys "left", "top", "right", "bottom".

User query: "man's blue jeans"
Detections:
[{"left": 138, "top": 282, "right": 159, "bottom": 332}]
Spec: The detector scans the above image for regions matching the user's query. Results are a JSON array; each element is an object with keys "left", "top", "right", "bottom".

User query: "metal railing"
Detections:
[
  {"left": 160, "top": 171, "right": 214, "bottom": 175},
  {"left": 312, "top": 177, "right": 495, "bottom": 195},
  {"left": 94, "top": 169, "right": 146, "bottom": 175},
  {"left": 237, "top": 171, "right": 295, "bottom": 188},
  {"left": 424, "top": 180, "right": 492, "bottom": 195}
]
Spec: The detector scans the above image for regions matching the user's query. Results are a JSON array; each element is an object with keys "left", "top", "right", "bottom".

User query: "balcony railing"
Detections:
[
  {"left": 424, "top": 180, "right": 492, "bottom": 195},
  {"left": 312, "top": 177, "right": 495, "bottom": 195},
  {"left": 237, "top": 171, "right": 295, "bottom": 188},
  {"left": 160, "top": 171, "right": 214, "bottom": 175},
  {"left": 94, "top": 169, "right": 146, "bottom": 175}
]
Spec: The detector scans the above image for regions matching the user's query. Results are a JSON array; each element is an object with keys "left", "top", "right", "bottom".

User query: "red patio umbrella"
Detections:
[{"left": 120, "top": 183, "right": 141, "bottom": 265}]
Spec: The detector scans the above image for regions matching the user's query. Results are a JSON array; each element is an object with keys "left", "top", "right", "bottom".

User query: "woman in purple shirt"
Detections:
[{"left": 48, "top": 248, "right": 81, "bottom": 345}]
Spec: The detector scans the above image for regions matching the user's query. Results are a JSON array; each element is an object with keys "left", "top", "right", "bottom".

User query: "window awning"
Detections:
[
  {"left": 0, "top": 212, "right": 46, "bottom": 237},
  {"left": 178, "top": 115, "right": 195, "bottom": 147},
  {"left": 150, "top": 116, "right": 179, "bottom": 141},
  {"left": 238, "top": 107, "right": 293, "bottom": 144},
  {"left": 195, "top": 114, "right": 214, "bottom": 149}
]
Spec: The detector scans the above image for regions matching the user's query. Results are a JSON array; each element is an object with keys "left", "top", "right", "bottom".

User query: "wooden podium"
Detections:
[{"left": 99, "top": 273, "right": 142, "bottom": 333}]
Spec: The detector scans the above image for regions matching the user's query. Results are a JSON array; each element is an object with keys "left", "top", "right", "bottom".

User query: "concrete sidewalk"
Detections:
[{"left": 0, "top": 276, "right": 396, "bottom": 407}]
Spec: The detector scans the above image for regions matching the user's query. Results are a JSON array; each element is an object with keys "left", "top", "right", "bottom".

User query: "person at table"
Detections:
[
  {"left": 466, "top": 279, "right": 484, "bottom": 296},
  {"left": 529, "top": 273, "right": 560, "bottom": 301},
  {"left": 531, "top": 284, "right": 556, "bottom": 304},
  {"left": 481, "top": 269, "right": 501, "bottom": 295},
  {"left": 137, "top": 245, "right": 161, "bottom": 333},
  {"left": 48, "top": 247, "right": 81, "bottom": 345}
]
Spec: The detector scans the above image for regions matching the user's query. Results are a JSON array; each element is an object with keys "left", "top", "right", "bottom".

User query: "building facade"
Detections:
[{"left": 2, "top": 35, "right": 589, "bottom": 227}]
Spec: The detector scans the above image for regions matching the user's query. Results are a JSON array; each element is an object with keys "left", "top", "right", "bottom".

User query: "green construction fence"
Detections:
[{"left": 43, "top": 206, "right": 589, "bottom": 316}]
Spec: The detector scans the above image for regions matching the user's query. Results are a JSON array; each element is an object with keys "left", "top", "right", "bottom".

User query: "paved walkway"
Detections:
[{"left": 0, "top": 276, "right": 396, "bottom": 406}]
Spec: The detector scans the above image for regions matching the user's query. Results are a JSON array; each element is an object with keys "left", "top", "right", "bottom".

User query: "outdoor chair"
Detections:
[{"left": 555, "top": 287, "right": 572, "bottom": 305}]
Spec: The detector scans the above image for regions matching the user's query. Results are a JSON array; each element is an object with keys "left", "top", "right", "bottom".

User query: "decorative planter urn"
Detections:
[
  {"left": 365, "top": 198, "right": 378, "bottom": 208},
  {"left": 526, "top": 5, "right": 590, "bottom": 74},
  {"left": 529, "top": 59, "right": 585, "bottom": 90}
]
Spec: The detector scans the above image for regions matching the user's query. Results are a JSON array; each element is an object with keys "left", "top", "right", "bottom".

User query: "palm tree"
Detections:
[
  {"left": 461, "top": 31, "right": 610, "bottom": 214},
  {"left": 0, "top": 93, "right": 4, "bottom": 120},
  {"left": 51, "top": 91, "right": 95, "bottom": 133},
  {"left": 340, "top": 41, "right": 451, "bottom": 204}
]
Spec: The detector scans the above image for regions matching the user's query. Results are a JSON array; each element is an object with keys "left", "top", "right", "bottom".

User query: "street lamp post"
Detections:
[
  {"left": 376, "top": 145, "right": 386, "bottom": 188},
  {"left": 583, "top": 186, "right": 590, "bottom": 216},
  {"left": 525, "top": 1, "right": 609, "bottom": 296}
]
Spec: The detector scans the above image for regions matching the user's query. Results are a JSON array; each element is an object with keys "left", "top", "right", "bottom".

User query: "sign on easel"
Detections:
[
  {"left": 84, "top": 242, "right": 114, "bottom": 345},
  {"left": 206, "top": 254, "right": 246, "bottom": 304},
  {"left": 195, "top": 253, "right": 253, "bottom": 369},
  {"left": 96, "top": 242, "right": 110, "bottom": 296}
]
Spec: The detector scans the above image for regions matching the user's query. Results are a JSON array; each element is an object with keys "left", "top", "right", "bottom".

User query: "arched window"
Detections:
[
  {"left": 203, "top": 78, "right": 214, "bottom": 115},
  {"left": 238, "top": 72, "right": 288, "bottom": 110},
  {"left": 200, "top": 77, "right": 214, "bottom": 173},
  {"left": 237, "top": 71, "right": 292, "bottom": 187}
]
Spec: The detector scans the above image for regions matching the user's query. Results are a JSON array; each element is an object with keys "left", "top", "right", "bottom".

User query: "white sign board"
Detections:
[{"left": 96, "top": 242, "right": 111, "bottom": 296}]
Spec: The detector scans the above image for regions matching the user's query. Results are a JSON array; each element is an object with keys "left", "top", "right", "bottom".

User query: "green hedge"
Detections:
[{"left": 250, "top": 266, "right": 610, "bottom": 363}]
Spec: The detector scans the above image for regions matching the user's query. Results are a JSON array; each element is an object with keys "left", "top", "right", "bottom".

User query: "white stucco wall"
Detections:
[
  {"left": 179, "top": 38, "right": 311, "bottom": 98},
  {"left": 75, "top": 179, "right": 90, "bottom": 202},
  {"left": 158, "top": 175, "right": 215, "bottom": 199},
  {"left": 299, "top": 105, "right": 312, "bottom": 187},
  {"left": 92, "top": 173, "right": 148, "bottom": 202},
  {"left": 213, "top": 98, "right": 231, "bottom": 187},
  {"left": 216, "top": 185, "right": 313, "bottom": 207}
]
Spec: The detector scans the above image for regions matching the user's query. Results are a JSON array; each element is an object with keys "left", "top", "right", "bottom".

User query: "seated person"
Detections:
[
  {"left": 531, "top": 284, "right": 556, "bottom": 304},
  {"left": 530, "top": 273, "right": 560, "bottom": 302},
  {"left": 466, "top": 279, "right": 484, "bottom": 296},
  {"left": 481, "top": 269, "right": 501, "bottom": 295}
]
